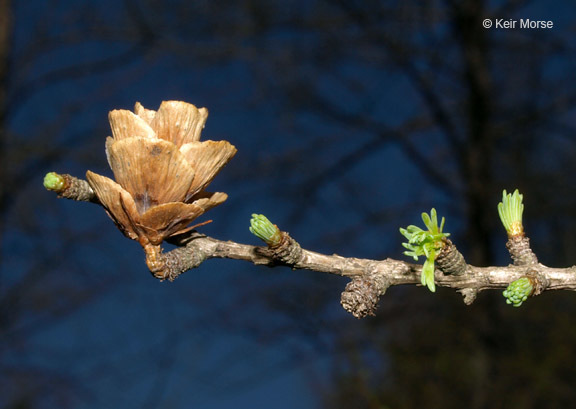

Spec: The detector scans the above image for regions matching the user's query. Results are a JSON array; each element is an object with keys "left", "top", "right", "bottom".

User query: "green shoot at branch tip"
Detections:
[
  {"left": 249, "top": 214, "right": 282, "bottom": 247},
  {"left": 498, "top": 189, "right": 524, "bottom": 237}
]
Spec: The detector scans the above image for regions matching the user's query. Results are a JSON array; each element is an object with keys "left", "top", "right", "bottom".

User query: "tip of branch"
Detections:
[
  {"left": 249, "top": 213, "right": 282, "bottom": 247},
  {"left": 44, "top": 172, "right": 66, "bottom": 192}
]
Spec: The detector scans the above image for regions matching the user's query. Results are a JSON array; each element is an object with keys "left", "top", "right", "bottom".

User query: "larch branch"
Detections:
[{"left": 47, "top": 173, "right": 576, "bottom": 317}]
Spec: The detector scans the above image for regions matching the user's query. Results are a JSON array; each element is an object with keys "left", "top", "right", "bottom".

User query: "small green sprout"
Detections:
[
  {"left": 503, "top": 277, "right": 534, "bottom": 307},
  {"left": 400, "top": 208, "right": 450, "bottom": 293},
  {"left": 498, "top": 189, "right": 524, "bottom": 237},
  {"left": 249, "top": 214, "right": 282, "bottom": 247},
  {"left": 43, "top": 172, "right": 65, "bottom": 191}
]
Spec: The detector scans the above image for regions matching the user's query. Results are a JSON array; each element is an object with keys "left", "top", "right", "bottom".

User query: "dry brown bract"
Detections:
[{"left": 86, "top": 101, "right": 237, "bottom": 250}]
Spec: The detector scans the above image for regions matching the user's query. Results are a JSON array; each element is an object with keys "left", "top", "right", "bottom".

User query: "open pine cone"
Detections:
[{"left": 86, "top": 101, "right": 236, "bottom": 247}]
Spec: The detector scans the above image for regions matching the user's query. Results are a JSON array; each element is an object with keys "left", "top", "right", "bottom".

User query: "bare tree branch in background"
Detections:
[{"left": 0, "top": 2, "right": 163, "bottom": 407}]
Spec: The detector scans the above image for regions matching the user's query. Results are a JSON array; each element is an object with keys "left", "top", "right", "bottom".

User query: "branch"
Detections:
[
  {"left": 46, "top": 174, "right": 576, "bottom": 318},
  {"left": 43, "top": 172, "right": 98, "bottom": 203}
]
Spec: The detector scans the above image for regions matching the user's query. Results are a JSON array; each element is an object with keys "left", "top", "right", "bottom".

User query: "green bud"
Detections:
[
  {"left": 44, "top": 172, "right": 65, "bottom": 191},
  {"left": 249, "top": 214, "right": 282, "bottom": 246},
  {"left": 503, "top": 277, "right": 533, "bottom": 307}
]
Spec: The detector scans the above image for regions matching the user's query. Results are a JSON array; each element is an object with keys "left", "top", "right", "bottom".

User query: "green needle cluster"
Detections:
[
  {"left": 249, "top": 214, "right": 282, "bottom": 246},
  {"left": 503, "top": 277, "right": 533, "bottom": 307},
  {"left": 498, "top": 189, "right": 524, "bottom": 236},
  {"left": 400, "top": 208, "right": 450, "bottom": 293}
]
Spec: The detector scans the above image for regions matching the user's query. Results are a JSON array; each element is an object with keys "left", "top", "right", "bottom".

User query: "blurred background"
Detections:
[{"left": 2, "top": 0, "right": 576, "bottom": 408}]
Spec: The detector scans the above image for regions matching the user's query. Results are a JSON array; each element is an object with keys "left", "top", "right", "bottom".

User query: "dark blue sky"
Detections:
[{"left": 3, "top": 0, "right": 576, "bottom": 408}]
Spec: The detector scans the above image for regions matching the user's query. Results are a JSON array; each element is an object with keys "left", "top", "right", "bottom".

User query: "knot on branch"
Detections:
[
  {"left": 341, "top": 276, "right": 382, "bottom": 318},
  {"left": 526, "top": 268, "right": 549, "bottom": 296},
  {"left": 506, "top": 235, "right": 538, "bottom": 266},
  {"left": 271, "top": 233, "right": 303, "bottom": 265},
  {"left": 458, "top": 288, "right": 478, "bottom": 305},
  {"left": 436, "top": 239, "right": 467, "bottom": 275}
]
